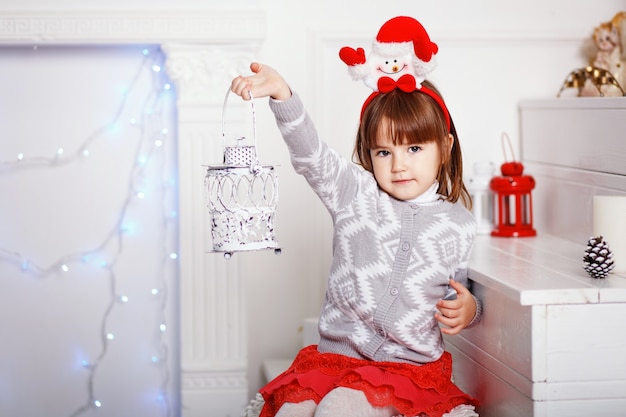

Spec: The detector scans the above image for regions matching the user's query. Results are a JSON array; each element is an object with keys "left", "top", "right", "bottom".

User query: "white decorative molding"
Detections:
[
  {"left": 0, "top": 9, "right": 265, "bottom": 417},
  {"left": 0, "top": 10, "right": 265, "bottom": 44},
  {"left": 163, "top": 43, "right": 256, "bottom": 104}
]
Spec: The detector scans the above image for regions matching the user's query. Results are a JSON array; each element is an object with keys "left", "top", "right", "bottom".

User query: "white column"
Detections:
[{"left": 163, "top": 42, "right": 259, "bottom": 417}]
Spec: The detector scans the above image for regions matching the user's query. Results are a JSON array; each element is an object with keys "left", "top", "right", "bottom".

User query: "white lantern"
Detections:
[
  {"left": 205, "top": 90, "right": 281, "bottom": 259},
  {"left": 467, "top": 161, "right": 495, "bottom": 235}
]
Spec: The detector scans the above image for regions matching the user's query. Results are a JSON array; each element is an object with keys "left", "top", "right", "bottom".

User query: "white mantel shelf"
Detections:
[
  {"left": 520, "top": 97, "right": 626, "bottom": 109},
  {"left": 469, "top": 234, "right": 626, "bottom": 306},
  {"left": 0, "top": 10, "right": 266, "bottom": 44}
]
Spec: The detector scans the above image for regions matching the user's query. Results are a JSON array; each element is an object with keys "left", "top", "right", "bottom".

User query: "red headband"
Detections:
[{"left": 360, "top": 74, "right": 451, "bottom": 132}]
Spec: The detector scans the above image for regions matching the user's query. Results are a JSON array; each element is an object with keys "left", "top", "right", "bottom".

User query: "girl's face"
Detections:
[{"left": 370, "top": 119, "right": 451, "bottom": 201}]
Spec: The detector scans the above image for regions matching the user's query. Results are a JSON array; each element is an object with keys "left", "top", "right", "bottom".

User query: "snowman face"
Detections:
[{"left": 372, "top": 52, "right": 415, "bottom": 80}]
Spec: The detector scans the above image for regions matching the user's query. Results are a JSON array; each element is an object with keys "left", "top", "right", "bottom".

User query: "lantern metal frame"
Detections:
[{"left": 204, "top": 88, "right": 281, "bottom": 258}]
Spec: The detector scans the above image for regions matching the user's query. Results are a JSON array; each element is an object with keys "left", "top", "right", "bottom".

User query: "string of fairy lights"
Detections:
[{"left": 0, "top": 46, "right": 177, "bottom": 416}]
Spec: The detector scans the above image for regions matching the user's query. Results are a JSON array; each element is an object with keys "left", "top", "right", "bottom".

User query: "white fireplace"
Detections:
[{"left": 0, "top": 9, "right": 265, "bottom": 417}]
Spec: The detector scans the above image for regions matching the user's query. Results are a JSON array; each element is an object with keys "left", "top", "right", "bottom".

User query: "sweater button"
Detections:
[
  {"left": 390, "top": 287, "right": 399, "bottom": 296},
  {"left": 401, "top": 242, "right": 410, "bottom": 251}
]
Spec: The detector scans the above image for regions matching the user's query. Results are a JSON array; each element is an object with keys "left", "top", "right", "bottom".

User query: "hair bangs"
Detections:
[{"left": 364, "top": 90, "right": 448, "bottom": 150}]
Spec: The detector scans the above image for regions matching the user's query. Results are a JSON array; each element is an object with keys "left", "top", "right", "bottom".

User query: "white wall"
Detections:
[{"left": 0, "top": 1, "right": 625, "bottom": 415}]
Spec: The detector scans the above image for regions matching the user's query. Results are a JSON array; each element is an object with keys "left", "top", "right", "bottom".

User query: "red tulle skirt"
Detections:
[{"left": 259, "top": 345, "right": 478, "bottom": 417}]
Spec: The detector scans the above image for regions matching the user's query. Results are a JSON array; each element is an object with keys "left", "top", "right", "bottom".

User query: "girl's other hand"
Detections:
[{"left": 435, "top": 279, "right": 477, "bottom": 335}]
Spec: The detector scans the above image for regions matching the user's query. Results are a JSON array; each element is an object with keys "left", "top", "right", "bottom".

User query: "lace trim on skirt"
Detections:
[{"left": 259, "top": 345, "right": 478, "bottom": 417}]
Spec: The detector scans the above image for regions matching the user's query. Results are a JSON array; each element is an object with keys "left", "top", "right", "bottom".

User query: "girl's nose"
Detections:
[{"left": 391, "top": 156, "right": 406, "bottom": 172}]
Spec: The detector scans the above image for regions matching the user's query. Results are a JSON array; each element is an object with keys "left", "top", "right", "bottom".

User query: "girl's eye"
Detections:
[
  {"left": 376, "top": 150, "right": 390, "bottom": 157},
  {"left": 408, "top": 146, "right": 422, "bottom": 153}
]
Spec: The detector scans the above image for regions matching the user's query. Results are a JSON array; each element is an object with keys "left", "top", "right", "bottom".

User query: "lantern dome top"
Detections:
[{"left": 500, "top": 161, "right": 524, "bottom": 176}]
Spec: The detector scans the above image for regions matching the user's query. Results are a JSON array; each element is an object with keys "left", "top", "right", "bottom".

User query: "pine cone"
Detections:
[{"left": 583, "top": 236, "right": 615, "bottom": 279}]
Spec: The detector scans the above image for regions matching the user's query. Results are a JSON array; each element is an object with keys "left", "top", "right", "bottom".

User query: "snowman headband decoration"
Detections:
[{"left": 339, "top": 16, "right": 451, "bottom": 131}]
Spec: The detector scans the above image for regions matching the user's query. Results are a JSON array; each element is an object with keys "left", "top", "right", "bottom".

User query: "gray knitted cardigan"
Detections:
[{"left": 270, "top": 92, "right": 482, "bottom": 365}]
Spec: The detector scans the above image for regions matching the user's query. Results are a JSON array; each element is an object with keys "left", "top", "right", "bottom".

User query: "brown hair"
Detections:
[{"left": 353, "top": 80, "right": 471, "bottom": 208}]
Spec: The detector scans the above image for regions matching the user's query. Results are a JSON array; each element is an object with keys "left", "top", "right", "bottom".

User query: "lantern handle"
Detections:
[
  {"left": 221, "top": 87, "right": 258, "bottom": 157},
  {"left": 500, "top": 132, "right": 516, "bottom": 162}
]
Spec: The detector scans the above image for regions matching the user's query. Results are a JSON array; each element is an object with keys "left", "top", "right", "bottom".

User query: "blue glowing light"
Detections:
[
  {"left": 108, "top": 122, "right": 121, "bottom": 135},
  {"left": 120, "top": 222, "right": 137, "bottom": 234}
]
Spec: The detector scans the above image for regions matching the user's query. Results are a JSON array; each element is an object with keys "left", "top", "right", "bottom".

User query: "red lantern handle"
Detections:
[
  {"left": 501, "top": 132, "right": 516, "bottom": 163},
  {"left": 500, "top": 132, "right": 524, "bottom": 176}
]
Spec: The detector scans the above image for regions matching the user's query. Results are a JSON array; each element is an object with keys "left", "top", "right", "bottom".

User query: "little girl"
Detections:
[{"left": 232, "top": 56, "right": 481, "bottom": 417}]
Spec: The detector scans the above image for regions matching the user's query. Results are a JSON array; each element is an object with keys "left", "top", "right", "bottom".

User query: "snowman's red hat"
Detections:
[{"left": 373, "top": 16, "right": 438, "bottom": 62}]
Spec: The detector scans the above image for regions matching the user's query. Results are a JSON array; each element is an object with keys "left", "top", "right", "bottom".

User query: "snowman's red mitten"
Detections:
[{"left": 339, "top": 47, "right": 366, "bottom": 66}]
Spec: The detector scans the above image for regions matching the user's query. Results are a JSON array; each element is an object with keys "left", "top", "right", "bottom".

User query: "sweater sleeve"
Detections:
[{"left": 268, "top": 92, "right": 360, "bottom": 214}]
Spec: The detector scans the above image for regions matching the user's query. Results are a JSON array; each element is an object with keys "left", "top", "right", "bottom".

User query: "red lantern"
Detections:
[
  {"left": 490, "top": 133, "right": 536, "bottom": 238},
  {"left": 490, "top": 160, "right": 536, "bottom": 237}
]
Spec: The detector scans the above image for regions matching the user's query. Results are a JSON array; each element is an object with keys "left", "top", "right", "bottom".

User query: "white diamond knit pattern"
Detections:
[{"left": 269, "top": 93, "right": 479, "bottom": 365}]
